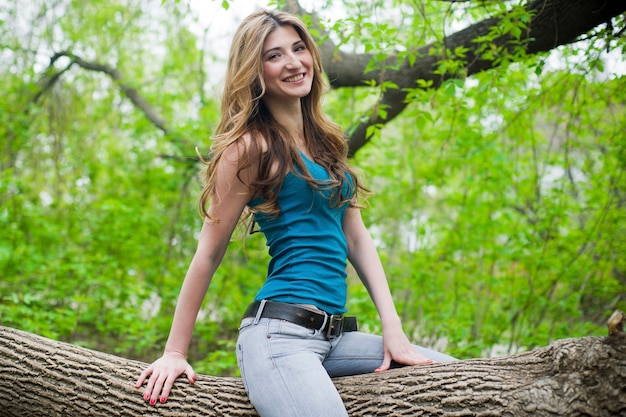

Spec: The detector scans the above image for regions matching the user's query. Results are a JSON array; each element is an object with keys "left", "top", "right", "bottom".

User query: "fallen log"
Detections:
[{"left": 1, "top": 311, "right": 624, "bottom": 416}]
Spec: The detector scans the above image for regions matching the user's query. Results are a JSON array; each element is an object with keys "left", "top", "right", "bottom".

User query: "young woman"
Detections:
[{"left": 136, "top": 9, "right": 455, "bottom": 416}]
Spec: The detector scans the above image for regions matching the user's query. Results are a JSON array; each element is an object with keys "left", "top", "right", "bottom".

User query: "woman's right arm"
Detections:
[{"left": 135, "top": 139, "right": 258, "bottom": 405}]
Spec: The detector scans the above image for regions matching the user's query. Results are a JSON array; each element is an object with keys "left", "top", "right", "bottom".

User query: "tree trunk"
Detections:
[{"left": 2, "top": 311, "right": 625, "bottom": 416}]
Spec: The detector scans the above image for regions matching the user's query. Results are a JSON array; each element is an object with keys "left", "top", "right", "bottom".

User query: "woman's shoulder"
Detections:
[
  {"left": 234, "top": 130, "right": 269, "bottom": 156},
  {"left": 241, "top": 131, "right": 267, "bottom": 151},
  {"left": 214, "top": 131, "right": 267, "bottom": 162}
]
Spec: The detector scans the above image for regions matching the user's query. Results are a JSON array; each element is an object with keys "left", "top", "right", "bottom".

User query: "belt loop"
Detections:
[
  {"left": 318, "top": 311, "right": 329, "bottom": 333},
  {"left": 253, "top": 299, "right": 267, "bottom": 325}
]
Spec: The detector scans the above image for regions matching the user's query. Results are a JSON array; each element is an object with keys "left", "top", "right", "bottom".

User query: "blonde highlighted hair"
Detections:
[{"left": 199, "top": 9, "right": 366, "bottom": 220}]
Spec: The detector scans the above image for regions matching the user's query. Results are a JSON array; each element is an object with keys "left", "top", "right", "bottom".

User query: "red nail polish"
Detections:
[
  {"left": 160, "top": 396, "right": 166, "bottom": 403},
  {"left": 150, "top": 399, "right": 156, "bottom": 406},
  {"left": 144, "top": 394, "right": 149, "bottom": 401}
]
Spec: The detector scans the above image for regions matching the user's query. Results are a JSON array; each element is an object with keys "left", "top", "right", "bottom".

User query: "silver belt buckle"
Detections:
[{"left": 326, "top": 315, "right": 343, "bottom": 339}]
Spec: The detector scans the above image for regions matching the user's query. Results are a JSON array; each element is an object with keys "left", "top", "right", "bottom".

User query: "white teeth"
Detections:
[{"left": 284, "top": 74, "right": 304, "bottom": 82}]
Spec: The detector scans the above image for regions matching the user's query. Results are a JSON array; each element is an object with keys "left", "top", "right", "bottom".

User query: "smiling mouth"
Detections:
[{"left": 283, "top": 74, "right": 305, "bottom": 83}]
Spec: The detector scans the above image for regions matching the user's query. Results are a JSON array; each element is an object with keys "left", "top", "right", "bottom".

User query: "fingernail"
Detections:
[
  {"left": 160, "top": 396, "right": 166, "bottom": 403},
  {"left": 149, "top": 398, "right": 156, "bottom": 406},
  {"left": 144, "top": 394, "right": 149, "bottom": 401}
]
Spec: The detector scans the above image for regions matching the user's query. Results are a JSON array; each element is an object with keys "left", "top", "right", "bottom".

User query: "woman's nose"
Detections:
[{"left": 284, "top": 52, "right": 302, "bottom": 69}]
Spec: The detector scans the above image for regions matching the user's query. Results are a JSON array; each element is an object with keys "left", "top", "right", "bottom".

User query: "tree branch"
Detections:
[
  {"left": 61, "top": 51, "right": 169, "bottom": 133},
  {"left": 313, "top": 0, "right": 626, "bottom": 155},
  {"left": 36, "top": 51, "right": 195, "bottom": 158}
]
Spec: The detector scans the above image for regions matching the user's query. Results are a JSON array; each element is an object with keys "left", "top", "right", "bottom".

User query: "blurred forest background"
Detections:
[{"left": 1, "top": 0, "right": 625, "bottom": 376}]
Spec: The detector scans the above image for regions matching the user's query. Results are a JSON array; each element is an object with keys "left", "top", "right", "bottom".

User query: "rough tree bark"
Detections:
[{"left": 1, "top": 311, "right": 624, "bottom": 417}]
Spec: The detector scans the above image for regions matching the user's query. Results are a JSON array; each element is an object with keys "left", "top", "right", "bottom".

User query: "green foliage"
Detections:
[
  {"left": 344, "top": 59, "right": 626, "bottom": 358},
  {"left": 1, "top": 0, "right": 624, "bottom": 375}
]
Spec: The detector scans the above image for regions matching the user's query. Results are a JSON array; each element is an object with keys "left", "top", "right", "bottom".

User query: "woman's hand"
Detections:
[
  {"left": 375, "top": 327, "right": 433, "bottom": 372},
  {"left": 135, "top": 352, "right": 196, "bottom": 405},
  {"left": 343, "top": 208, "right": 435, "bottom": 372}
]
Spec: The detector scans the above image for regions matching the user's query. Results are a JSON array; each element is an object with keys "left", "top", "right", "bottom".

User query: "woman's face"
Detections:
[{"left": 261, "top": 25, "right": 314, "bottom": 104}]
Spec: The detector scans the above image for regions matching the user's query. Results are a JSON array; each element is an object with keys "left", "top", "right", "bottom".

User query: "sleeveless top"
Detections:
[{"left": 247, "top": 151, "right": 353, "bottom": 315}]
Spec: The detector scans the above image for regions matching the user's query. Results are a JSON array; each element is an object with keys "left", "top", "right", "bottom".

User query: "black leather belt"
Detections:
[{"left": 243, "top": 300, "right": 358, "bottom": 339}]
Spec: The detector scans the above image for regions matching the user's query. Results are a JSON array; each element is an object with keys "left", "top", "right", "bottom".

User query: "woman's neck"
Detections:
[{"left": 264, "top": 98, "right": 305, "bottom": 146}]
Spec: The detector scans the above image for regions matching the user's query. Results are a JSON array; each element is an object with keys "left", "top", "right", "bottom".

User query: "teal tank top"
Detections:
[{"left": 248, "top": 152, "right": 353, "bottom": 315}]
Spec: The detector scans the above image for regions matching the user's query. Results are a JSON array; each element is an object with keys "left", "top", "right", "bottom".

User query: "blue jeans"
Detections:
[{"left": 236, "top": 316, "right": 456, "bottom": 417}]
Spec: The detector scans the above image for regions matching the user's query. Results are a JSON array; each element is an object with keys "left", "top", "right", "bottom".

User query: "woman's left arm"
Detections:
[{"left": 343, "top": 207, "right": 433, "bottom": 371}]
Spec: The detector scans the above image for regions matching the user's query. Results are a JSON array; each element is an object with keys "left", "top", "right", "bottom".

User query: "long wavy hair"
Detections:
[{"left": 199, "top": 9, "right": 366, "bottom": 221}]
